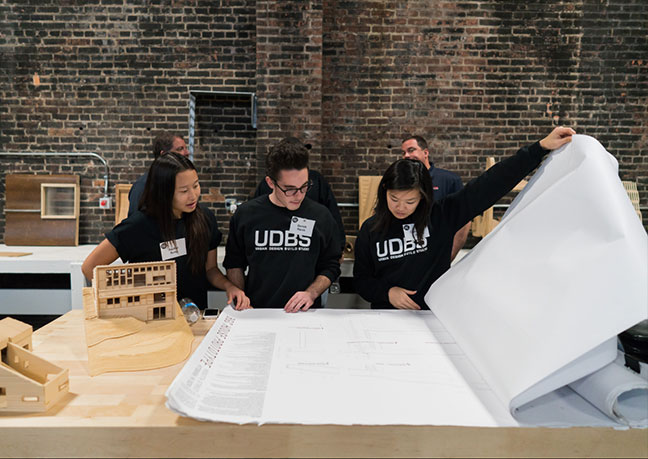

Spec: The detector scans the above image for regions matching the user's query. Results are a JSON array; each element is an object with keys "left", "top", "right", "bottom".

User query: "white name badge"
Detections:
[
  {"left": 403, "top": 224, "right": 430, "bottom": 242},
  {"left": 160, "top": 238, "right": 187, "bottom": 260},
  {"left": 288, "top": 216, "right": 315, "bottom": 237}
]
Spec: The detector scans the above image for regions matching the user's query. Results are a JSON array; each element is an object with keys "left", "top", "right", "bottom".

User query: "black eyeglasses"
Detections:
[{"left": 272, "top": 180, "right": 312, "bottom": 197}]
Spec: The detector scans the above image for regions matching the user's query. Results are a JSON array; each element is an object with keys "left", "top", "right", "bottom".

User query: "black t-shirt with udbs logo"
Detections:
[
  {"left": 254, "top": 170, "right": 347, "bottom": 254},
  {"left": 224, "top": 195, "right": 342, "bottom": 309},
  {"left": 106, "top": 204, "right": 222, "bottom": 309},
  {"left": 353, "top": 141, "right": 549, "bottom": 309}
]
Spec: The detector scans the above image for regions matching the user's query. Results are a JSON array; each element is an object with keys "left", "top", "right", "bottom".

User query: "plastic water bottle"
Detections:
[{"left": 180, "top": 298, "right": 201, "bottom": 325}]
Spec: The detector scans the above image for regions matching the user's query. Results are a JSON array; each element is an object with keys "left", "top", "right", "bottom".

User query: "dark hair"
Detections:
[
  {"left": 402, "top": 134, "right": 428, "bottom": 151},
  {"left": 152, "top": 131, "right": 179, "bottom": 158},
  {"left": 265, "top": 137, "right": 309, "bottom": 180},
  {"left": 371, "top": 158, "right": 434, "bottom": 243},
  {"left": 140, "top": 153, "right": 209, "bottom": 275}
]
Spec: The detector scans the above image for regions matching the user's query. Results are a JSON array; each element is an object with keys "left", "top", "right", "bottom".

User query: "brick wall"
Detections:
[
  {"left": 194, "top": 93, "right": 257, "bottom": 224},
  {"left": 0, "top": 0, "right": 256, "bottom": 242},
  {"left": 0, "top": 0, "right": 646, "bottom": 246},
  {"left": 321, "top": 0, "right": 648, "bottom": 237},
  {"left": 256, "top": 0, "right": 323, "bottom": 170}
]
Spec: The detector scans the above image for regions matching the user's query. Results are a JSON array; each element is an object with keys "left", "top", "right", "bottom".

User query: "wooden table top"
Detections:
[{"left": 0, "top": 310, "right": 646, "bottom": 458}]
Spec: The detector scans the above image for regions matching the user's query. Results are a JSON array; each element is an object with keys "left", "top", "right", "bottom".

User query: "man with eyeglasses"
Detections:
[
  {"left": 128, "top": 131, "right": 190, "bottom": 216},
  {"left": 252, "top": 137, "right": 346, "bottom": 256},
  {"left": 401, "top": 134, "right": 469, "bottom": 261},
  {"left": 224, "top": 138, "right": 342, "bottom": 312}
]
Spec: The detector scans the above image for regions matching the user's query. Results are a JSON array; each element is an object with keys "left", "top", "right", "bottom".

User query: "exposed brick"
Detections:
[{"left": 0, "top": 0, "right": 646, "bottom": 247}]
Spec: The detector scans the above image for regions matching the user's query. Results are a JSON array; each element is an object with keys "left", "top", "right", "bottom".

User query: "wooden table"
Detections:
[{"left": 0, "top": 311, "right": 646, "bottom": 458}]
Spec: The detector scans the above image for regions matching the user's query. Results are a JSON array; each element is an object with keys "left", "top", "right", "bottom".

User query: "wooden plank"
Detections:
[
  {"left": 0, "top": 252, "right": 32, "bottom": 257},
  {"left": 358, "top": 176, "right": 382, "bottom": 229},
  {"left": 6, "top": 175, "right": 78, "bottom": 210},
  {"left": 115, "top": 183, "right": 132, "bottom": 225},
  {"left": 4, "top": 213, "right": 78, "bottom": 246}
]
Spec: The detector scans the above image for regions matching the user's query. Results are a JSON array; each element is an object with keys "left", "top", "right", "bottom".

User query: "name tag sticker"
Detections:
[
  {"left": 289, "top": 217, "right": 315, "bottom": 237},
  {"left": 403, "top": 224, "right": 429, "bottom": 242},
  {"left": 160, "top": 238, "right": 187, "bottom": 260}
]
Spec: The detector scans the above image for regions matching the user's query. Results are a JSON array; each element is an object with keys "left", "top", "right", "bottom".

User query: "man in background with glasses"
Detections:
[{"left": 224, "top": 138, "right": 342, "bottom": 312}]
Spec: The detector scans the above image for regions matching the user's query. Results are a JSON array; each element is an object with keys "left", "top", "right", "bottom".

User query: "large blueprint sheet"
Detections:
[
  {"left": 167, "top": 308, "right": 517, "bottom": 426},
  {"left": 166, "top": 308, "right": 641, "bottom": 426}
]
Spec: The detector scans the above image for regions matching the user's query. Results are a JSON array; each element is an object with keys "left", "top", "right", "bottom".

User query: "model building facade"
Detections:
[
  {"left": 0, "top": 317, "right": 69, "bottom": 412},
  {"left": 92, "top": 261, "right": 177, "bottom": 321}
]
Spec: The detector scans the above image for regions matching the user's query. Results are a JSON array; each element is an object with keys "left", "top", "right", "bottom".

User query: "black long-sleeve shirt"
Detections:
[
  {"left": 353, "top": 141, "right": 550, "bottom": 309},
  {"left": 224, "top": 195, "right": 342, "bottom": 308}
]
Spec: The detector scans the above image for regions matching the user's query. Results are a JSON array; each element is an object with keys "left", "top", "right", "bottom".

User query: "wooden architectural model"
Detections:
[
  {"left": 0, "top": 317, "right": 69, "bottom": 412},
  {"left": 92, "top": 261, "right": 177, "bottom": 322}
]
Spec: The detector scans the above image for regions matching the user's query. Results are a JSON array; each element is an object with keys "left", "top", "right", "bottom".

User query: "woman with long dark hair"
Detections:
[
  {"left": 353, "top": 126, "right": 575, "bottom": 310},
  {"left": 82, "top": 153, "right": 249, "bottom": 310}
]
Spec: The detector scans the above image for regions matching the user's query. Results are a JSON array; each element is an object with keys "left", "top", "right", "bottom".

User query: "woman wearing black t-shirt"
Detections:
[
  {"left": 353, "top": 126, "right": 575, "bottom": 310},
  {"left": 82, "top": 153, "right": 249, "bottom": 309}
]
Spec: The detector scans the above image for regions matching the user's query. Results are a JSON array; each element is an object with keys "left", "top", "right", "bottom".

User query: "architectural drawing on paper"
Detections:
[
  {"left": 0, "top": 317, "right": 69, "bottom": 412},
  {"left": 92, "top": 261, "right": 177, "bottom": 322}
]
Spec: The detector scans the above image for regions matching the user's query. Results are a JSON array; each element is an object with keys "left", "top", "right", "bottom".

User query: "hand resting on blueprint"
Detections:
[
  {"left": 284, "top": 274, "right": 332, "bottom": 313},
  {"left": 388, "top": 287, "right": 420, "bottom": 310}
]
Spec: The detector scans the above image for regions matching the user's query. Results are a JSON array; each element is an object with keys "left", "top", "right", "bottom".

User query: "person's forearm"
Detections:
[
  {"left": 305, "top": 275, "right": 332, "bottom": 300},
  {"left": 206, "top": 267, "right": 236, "bottom": 291},
  {"left": 226, "top": 268, "right": 245, "bottom": 290},
  {"left": 450, "top": 222, "right": 470, "bottom": 261},
  {"left": 81, "top": 239, "right": 119, "bottom": 281}
]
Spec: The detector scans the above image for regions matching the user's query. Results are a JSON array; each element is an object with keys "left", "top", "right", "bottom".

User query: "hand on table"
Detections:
[{"left": 284, "top": 291, "right": 316, "bottom": 313}]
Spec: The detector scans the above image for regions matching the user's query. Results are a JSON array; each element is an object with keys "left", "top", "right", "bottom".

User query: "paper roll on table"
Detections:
[{"left": 569, "top": 355, "right": 648, "bottom": 427}]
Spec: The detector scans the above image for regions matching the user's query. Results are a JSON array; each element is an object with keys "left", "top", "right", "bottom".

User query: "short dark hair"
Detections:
[
  {"left": 152, "top": 131, "right": 178, "bottom": 158},
  {"left": 265, "top": 137, "right": 309, "bottom": 180},
  {"left": 402, "top": 135, "right": 428, "bottom": 151},
  {"left": 371, "top": 158, "right": 434, "bottom": 244}
]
